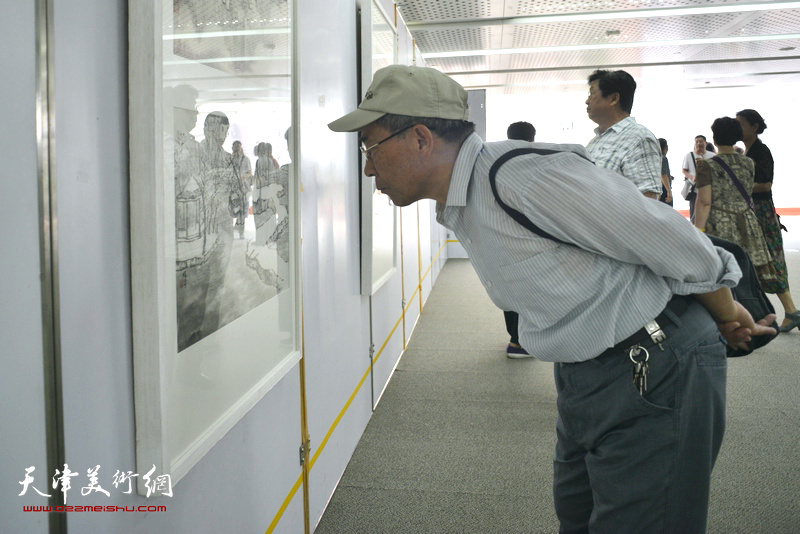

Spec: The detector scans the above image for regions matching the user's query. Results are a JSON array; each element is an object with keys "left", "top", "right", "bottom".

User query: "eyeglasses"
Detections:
[{"left": 359, "top": 124, "right": 414, "bottom": 161}]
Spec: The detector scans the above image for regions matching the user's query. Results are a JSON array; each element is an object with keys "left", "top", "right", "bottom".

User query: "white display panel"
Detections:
[{"left": 129, "top": 0, "right": 300, "bottom": 492}]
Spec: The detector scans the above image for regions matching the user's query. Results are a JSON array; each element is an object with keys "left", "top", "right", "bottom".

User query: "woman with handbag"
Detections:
[
  {"left": 694, "top": 117, "right": 779, "bottom": 296},
  {"left": 736, "top": 109, "right": 800, "bottom": 332}
]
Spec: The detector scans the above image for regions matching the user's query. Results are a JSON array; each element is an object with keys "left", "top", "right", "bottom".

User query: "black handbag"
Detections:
[
  {"left": 705, "top": 235, "right": 779, "bottom": 356},
  {"left": 488, "top": 148, "right": 779, "bottom": 358}
]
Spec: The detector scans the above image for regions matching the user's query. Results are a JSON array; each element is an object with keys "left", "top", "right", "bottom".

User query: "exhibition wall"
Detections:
[{"left": 0, "top": 2, "right": 50, "bottom": 533}]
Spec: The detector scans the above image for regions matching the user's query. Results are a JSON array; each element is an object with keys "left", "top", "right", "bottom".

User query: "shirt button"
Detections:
[
  {"left": 465, "top": 238, "right": 472, "bottom": 244},
  {"left": 486, "top": 280, "right": 492, "bottom": 288}
]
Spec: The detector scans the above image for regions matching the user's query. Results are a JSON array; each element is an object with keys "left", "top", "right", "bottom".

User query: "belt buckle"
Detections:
[{"left": 644, "top": 320, "right": 666, "bottom": 350}]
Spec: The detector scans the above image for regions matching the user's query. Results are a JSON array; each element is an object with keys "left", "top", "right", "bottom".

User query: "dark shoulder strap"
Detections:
[
  {"left": 488, "top": 147, "right": 590, "bottom": 247},
  {"left": 711, "top": 155, "right": 756, "bottom": 211}
]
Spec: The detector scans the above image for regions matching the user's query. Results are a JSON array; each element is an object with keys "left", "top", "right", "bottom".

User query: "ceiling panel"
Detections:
[
  {"left": 503, "top": 0, "right": 781, "bottom": 17},
  {"left": 412, "top": 26, "right": 498, "bottom": 52},
  {"left": 395, "top": 0, "right": 504, "bottom": 23},
  {"left": 505, "top": 13, "right": 745, "bottom": 48},
  {"left": 737, "top": 7, "right": 800, "bottom": 34},
  {"left": 397, "top": 0, "right": 800, "bottom": 93}
]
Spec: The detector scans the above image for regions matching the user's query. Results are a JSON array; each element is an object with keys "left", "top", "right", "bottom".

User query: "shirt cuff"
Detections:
[{"left": 666, "top": 246, "right": 742, "bottom": 295}]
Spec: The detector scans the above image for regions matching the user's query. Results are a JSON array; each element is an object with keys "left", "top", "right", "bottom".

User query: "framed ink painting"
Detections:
[{"left": 129, "top": 0, "right": 301, "bottom": 493}]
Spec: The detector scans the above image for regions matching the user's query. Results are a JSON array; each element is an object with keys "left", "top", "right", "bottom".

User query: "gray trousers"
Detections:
[{"left": 553, "top": 299, "right": 727, "bottom": 534}]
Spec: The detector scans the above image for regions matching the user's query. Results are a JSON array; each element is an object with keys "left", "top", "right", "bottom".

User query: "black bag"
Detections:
[
  {"left": 705, "top": 235, "right": 779, "bottom": 357},
  {"left": 488, "top": 148, "right": 779, "bottom": 358}
]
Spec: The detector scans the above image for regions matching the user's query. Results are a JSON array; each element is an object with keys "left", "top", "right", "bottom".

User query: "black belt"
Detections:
[{"left": 596, "top": 295, "right": 691, "bottom": 360}]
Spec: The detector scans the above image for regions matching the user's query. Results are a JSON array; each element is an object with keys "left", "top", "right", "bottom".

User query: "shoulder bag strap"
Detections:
[
  {"left": 711, "top": 155, "right": 756, "bottom": 212},
  {"left": 688, "top": 152, "right": 696, "bottom": 174},
  {"left": 488, "top": 147, "right": 590, "bottom": 247}
]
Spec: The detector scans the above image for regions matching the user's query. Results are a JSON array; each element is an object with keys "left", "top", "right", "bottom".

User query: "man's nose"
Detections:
[{"left": 364, "top": 159, "right": 376, "bottom": 177}]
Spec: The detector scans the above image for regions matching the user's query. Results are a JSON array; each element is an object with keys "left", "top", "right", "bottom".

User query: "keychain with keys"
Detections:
[{"left": 629, "top": 345, "right": 650, "bottom": 395}]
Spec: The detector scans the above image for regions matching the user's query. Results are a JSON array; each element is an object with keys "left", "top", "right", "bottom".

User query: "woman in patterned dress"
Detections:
[
  {"left": 737, "top": 109, "right": 800, "bottom": 332},
  {"left": 694, "top": 117, "right": 776, "bottom": 296}
]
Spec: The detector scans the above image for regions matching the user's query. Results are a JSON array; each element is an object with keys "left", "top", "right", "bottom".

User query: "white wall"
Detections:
[
  {"left": 485, "top": 82, "right": 800, "bottom": 211},
  {"left": 297, "top": 0, "right": 375, "bottom": 523},
  {"left": 0, "top": 3, "right": 49, "bottom": 533}
]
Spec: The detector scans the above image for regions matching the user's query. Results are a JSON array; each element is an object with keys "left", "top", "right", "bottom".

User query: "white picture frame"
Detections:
[
  {"left": 128, "top": 0, "right": 301, "bottom": 494},
  {"left": 360, "top": 0, "right": 399, "bottom": 295}
]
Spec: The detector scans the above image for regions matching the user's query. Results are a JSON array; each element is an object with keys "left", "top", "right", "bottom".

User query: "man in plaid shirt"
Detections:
[{"left": 585, "top": 69, "right": 663, "bottom": 199}]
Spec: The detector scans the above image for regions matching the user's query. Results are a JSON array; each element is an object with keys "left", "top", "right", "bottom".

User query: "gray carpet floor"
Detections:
[{"left": 316, "top": 253, "right": 800, "bottom": 534}]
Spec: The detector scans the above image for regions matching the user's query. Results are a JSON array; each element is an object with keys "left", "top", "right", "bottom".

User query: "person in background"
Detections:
[
  {"left": 197, "top": 111, "right": 236, "bottom": 335},
  {"left": 252, "top": 142, "right": 281, "bottom": 247},
  {"left": 503, "top": 121, "right": 536, "bottom": 358},
  {"left": 329, "top": 65, "right": 775, "bottom": 533},
  {"left": 507, "top": 121, "right": 536, "bottom": 143},
  {"left": 231, "top": 140, "right": 253, "bottom": 238},
  {"left": 658, "top": 137, "right": 673, "bottom": 206},
  {"left": 693, "top": 117, "right": 775, "bottom": 288},
  {"left": 737, "top": 108, "right": 800, "bottom": 332},
  {"left": 706, "top": 142, "right": 717, "bottom": 154},
  {"left": 681, "top": 135, "right": 714, "bottom": 222},
  {"left": 585, "top": 69, "right": 662, "bottom": 199}
]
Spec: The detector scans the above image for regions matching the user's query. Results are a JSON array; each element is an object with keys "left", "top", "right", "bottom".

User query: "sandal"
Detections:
[{"left": 779, "top": 311, "right": 800, "bottom": 333}]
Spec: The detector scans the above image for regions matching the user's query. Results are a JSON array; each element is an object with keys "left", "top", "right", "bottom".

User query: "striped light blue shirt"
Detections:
[
  {"left": 436, "top": 133, "right": 741, "bottom": 363},
  {"left": 586, "top": 116, "right": 663, "bottom": 195}
]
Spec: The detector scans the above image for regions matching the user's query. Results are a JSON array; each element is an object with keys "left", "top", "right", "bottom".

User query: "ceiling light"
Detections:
[
  {"left": 423, "top": 33, "right": 800, "bottom": 59},
  {"left": 164, "top": 28, "right": 290, "bottom": 40},
  {"left": 164, "top": 55, "right": 290, "bottom": 65}
]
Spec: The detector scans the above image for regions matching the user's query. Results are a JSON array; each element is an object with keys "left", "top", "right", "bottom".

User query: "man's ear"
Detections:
[
  {"left": 410, "top": 123, "right": 435, "bottom": 154},
  {"left": 609, "top": 92, "right": 621, "bottom": 107}
]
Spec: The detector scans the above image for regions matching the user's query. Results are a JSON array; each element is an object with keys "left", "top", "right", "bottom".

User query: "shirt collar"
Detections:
[
  {"left": 593, "top": 115, "right": 635, "bottom": 136},
  {"left": 439, "top": 132, "right": 483, "bottom": 209}
]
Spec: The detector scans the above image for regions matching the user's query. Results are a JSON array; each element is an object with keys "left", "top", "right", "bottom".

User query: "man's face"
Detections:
[
  {"left": 175, "top": 108, "right": 199, "bottom": 134},
  {"left": 694, "top": 137, "right": 706, "bottom": 154},
  {"left": 360, "top": 122, "right": 425, "bottom": 208},
  {"left": 585, "top": 80, "right": 614, "bottom": 125},
  {"left": 205, "top": 119, "right": 229, "bottom": 147}
]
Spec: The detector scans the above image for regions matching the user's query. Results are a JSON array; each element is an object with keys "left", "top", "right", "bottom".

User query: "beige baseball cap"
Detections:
[{"left": 328, "top": 65, "right": 470, "bottom": 132}]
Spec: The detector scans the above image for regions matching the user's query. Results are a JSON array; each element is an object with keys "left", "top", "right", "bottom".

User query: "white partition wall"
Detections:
[
  {"left": 296, "top": 0, "right": 375, "bottom": 524},
  {"left": 0, "top": 3, "right": 50, "bottom": 533}
]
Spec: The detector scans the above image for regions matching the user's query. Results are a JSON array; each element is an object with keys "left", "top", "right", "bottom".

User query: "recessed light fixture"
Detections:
[
  {"left": 606, "top": 30, "right": 621, "bottom": 36},
  {"left": 779, "top": 46, "right": 796, "bottom": 51},
  {"left": 164, "top": 28, "right": 289, "bottom": 40},
  {"left": 423, "top": 33, "right": 800, "bottom": 59}
]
